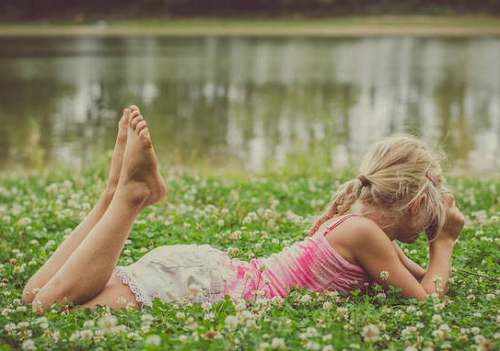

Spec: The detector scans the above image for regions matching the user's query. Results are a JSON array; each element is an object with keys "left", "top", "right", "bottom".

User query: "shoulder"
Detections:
[{"left": 344, "top": 216, "right": 397, "bottom": 256}]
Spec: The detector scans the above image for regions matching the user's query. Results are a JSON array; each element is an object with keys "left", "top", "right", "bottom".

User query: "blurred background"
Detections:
[{"left": 0, "top": 1, "right": 499, "bottom": 174}]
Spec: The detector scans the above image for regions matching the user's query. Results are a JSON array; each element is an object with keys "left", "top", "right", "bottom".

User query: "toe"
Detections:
[
  {"left": 132, "top": 115, "right": 144, "bottom": 130},
  {"left": 120, "top": 109, "right": 130, "bottom": 125},
  {"left": 136, "top": 120, "right": 147, "bottom": 133},
  {"left": 129, "top": 110, "right": 141, "bottom": 127}
]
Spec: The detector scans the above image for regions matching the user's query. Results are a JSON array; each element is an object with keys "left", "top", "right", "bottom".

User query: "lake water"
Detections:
[{"left": 0, "top": 36, "right": 499, "bottom": 173}]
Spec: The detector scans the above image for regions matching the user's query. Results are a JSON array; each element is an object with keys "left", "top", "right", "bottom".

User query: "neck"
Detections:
[{"left": 360, "top": 209, "right": 399, "bottom": 241}]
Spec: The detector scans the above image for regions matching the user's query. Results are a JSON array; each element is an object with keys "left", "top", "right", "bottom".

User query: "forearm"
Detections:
[
  {"left": 421, "top": 238, "right": 454, "bottom": 296},
  {"left": 393, "top": 242, "right": 426, "bottom": 280}
]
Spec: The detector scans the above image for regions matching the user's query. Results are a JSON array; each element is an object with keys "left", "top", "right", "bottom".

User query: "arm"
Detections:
[
  {"left": 392, "top": 242, "right": 426, "bottom": 281},
  {"left": 354, "top": 195, "right": 463, "bottom": 299}
]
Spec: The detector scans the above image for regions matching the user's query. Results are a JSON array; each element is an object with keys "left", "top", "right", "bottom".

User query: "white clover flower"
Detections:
[
  {"left": 474, "top": 335, "right": 486, "bottom": 344},
  {"left": 432, "top": 275, "right": 442, "bottom": 285},
  {"left": 323, "top": 301, "right": 332, "bottom": 310},
  {"left": 141, "top": 314, "right": 154, "bottom": 324},
  {"left": 175, "top": 312, "right": 186, "bottom": 319},
  {"left": 322, "top": 346, "right": 334, "bottom": 351},
  {"left": 13, "top": 265, "right": 25, "bottom": 274},
  {"left": 405, "top": 347, "right": 418, "bottom": 351},
  {"left": 83, "top": 320, "right": 95, "bottom": 328},
  {"left": 125, "top": 302, "right": 136, "bottom": 312},
  {"left": 21, "top": 340, "right": 36, "bottom": 351},
  {"left": 402, "top": 326, "right": 417, "bottom": 338},
  {"left": 271, "top": 338, "right": 285, "bottom": 349},
  {"left": 80, "top": 329, "right": 93, "bottom": 340},
  {"left": 201, "top": 301, "right": 212, "bottom": 312},
  {"left": 257, "top": 263, "right": 266, "bottom": 272},
  {"left": 97, "top": 314, "right": 117, "bottom": 334},
  {"left": 467, "top": 294, "right": 476, "bottom": 301},
  {"left": 234, "top": 300, "right": 246, "bottom": 312},
  {"left": 300, "top": 294, "right": 312, "bottom": 303},
  {"left": 432, "top": 329, "right": 444, "bottom": 339},
  {"left": 35, "top": 317, "right": 48, "bottom": 329},
  {"left": 434, "top": 303, "right": 445, "bottom": 311},
  {"left": 18, "top": 217, "right": 32, "bottom": 226},
  {"left": 380, "top": 270, "right": 389, "bottom": 280},
  {"left": 71, "top": 331, "right": 81, "bottom": 341},
  {"left": 471, "top": 327, "right": 481, "bottom": 335},
  {"left": 305, "top": 341, "right": 320, "bottom": 350},
  {"left": 406, "top": 306, "right": 416, "bottom": 313},
  {"left": 17, "top": 322, "right": 29, "bottom": 329},
  {"left": 179, "top": 335, "right": 187, "bottom": 343},
  {"left": 217, "top": 219, "right": 224, "bottom": 227},
  {"left": 432, "top": 314, "right": 443, "bottom": 324},
  {"left": 238, "top": 310, "right": 254, "bottom": 322},
  {"left": 4, "top": 323, "right": 16, "bottom": 333},
  {"left": 203, "top": 312, "right": 215, "bottom": 321},
  {"left": 373, "top": 292, "right": 385, "bottom": 300},
  {"left": 117, "top": 296, "right": 127, "bottom": 305},
  {"left": 145, "top": 334, "right": 161, "bottom": 346},
  {"left": 486, "top": 293, "right": 495, "bottom": 300},
  {"left": 337, "top": 307, "right": 349, "bottom": 320},
  {"left": 225, "top": 315, "right": 239, "bottom": 330},
  {"left": 189, "top": 284, "right": 203, "bottom": 298},
  {"left": 362, "top": 324, "right": 380, "bottom": 342}
]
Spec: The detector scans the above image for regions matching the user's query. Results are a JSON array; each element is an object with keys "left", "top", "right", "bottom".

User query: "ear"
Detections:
[{"left": 410, "top": 194, "right": 427, "bottom": 215}]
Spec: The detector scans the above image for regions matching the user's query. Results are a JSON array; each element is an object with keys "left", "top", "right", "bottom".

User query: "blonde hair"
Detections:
[{"left": 308, "top": 135, "right": 447, "bottom": 239}]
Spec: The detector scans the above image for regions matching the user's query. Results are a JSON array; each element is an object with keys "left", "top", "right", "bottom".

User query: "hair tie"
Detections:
[
  {"left": 426, "top": 170, "right": 439, "bottom": 187},
  {"left": 357, "top": 175, "right": 371, "bottom": 187}
]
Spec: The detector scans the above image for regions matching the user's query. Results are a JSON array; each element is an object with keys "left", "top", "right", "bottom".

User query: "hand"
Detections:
[{"left": 434, "top": 194, "right": 465, "bottom": 242}]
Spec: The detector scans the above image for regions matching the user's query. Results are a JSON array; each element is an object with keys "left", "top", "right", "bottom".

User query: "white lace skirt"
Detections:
[{"left": 114, "top": 244, "right": 227, "bottom": 308}]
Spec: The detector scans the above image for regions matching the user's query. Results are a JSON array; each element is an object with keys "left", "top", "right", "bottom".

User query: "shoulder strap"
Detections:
[{"left": 323, "top": 214, "right": 362, "bottom": 236}]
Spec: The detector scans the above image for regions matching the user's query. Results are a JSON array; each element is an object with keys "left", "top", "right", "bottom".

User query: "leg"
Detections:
[
  {"left": 80, "top": 273, "right": 141, "bottom": 311},
  {"left": 22, "top": 107, "right": 133, "bottom": 304},
  {"left": 32, "top": 109, "right": 166, "bottom": 309}
]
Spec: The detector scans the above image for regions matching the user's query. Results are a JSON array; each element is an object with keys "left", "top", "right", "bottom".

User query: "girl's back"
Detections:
[{"left": 219, "top": 214, "right": 371, "bottom": 302}]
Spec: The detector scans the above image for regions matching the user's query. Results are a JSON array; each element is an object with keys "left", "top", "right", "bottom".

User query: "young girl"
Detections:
[{"left": 22, "top": 105, "right": 465, "bottom": 311}]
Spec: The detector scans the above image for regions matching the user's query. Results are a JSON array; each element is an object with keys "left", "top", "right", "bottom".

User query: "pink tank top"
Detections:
[{"left": 219, "top": 214, "right": 372, "bottom": 301}]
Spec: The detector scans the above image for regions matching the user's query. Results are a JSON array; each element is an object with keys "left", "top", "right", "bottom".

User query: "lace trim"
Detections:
[{"left": 114, "top": 267, "right": 152, "bottom": 307}]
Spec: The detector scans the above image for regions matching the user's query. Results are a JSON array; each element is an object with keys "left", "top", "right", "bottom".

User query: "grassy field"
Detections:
[
  {"left": 0, "top": 161, "right": 499, "bottom": 350},
  {"left": 1, "top": 16, "right": 500, "bottom": 37}
]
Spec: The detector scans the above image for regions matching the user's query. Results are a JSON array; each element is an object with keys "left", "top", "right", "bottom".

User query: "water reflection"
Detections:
[{"left": 0, "top": 36, "right": 498, "bottom": 172}]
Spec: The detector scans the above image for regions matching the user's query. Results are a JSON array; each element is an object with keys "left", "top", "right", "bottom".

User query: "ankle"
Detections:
[
  {"left": 101, "top": 187, "right": 116, "bottom": 205},
  {"left": 114, "top": 182, "right": 150, "bottom": 209}
]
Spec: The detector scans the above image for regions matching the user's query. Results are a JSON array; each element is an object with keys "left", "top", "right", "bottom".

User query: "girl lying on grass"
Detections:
[{"left": 21, "top": 105, "right": 465, "bottom": 312}]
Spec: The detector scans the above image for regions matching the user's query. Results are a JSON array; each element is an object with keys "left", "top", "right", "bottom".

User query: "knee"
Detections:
[
  {"left": 21, "top": 282, "right": 40, "bottom": 305},
  {"left": 27, "top": 277, "right": 73, "bottom": 311}
]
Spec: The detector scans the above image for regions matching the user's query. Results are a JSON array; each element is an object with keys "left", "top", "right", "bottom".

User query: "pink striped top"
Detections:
[{"left": 219, "top": 214, "right": 372, "bottom": 301}]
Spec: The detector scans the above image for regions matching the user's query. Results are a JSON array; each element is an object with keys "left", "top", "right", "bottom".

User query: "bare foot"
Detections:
[
  {"left": 106, "top": 107, "right": 131, "bottom": 192},
  {"left": 117, "top": 106, "right": 167, "bottom": 208}
]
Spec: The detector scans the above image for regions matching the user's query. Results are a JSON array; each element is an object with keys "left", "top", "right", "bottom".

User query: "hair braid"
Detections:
[{"left": 308, "top": 179, "right": 364, "bottom": 236}]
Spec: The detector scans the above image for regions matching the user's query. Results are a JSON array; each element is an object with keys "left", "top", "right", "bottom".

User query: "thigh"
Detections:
[{"left": 80, "top": 273, "right": 141, "bottom": 311}]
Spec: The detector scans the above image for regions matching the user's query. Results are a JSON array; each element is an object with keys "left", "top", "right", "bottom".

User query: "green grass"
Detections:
[
  {"left": 1, "top": 15, "right": 500, "bottom": 37},
  {"left": 0, "top": 162, "right": 499, "bottom": 350}
]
